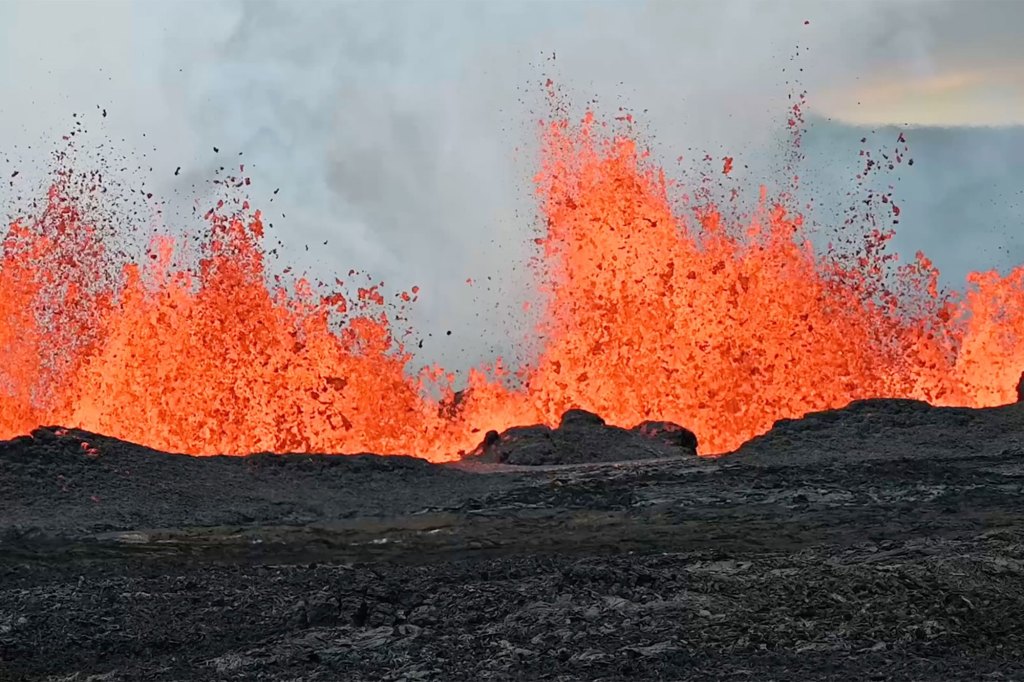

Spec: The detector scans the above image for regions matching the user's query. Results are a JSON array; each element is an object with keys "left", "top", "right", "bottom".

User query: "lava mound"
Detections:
[
  {"left": 1, "top": 426, "right": 104, "bottom": 465},
  {"left": 467, "top": 409, "right": 698, "bottom": 465}
]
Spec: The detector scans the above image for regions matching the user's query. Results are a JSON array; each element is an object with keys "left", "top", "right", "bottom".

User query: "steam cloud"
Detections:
[{"left": 1, "top": 0, "right": 1022, "bottom": 374}]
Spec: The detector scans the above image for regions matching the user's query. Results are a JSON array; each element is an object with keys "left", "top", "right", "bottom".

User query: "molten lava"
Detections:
[{"left": 3, "top": 110, "right": 1024, "bottom": 460}]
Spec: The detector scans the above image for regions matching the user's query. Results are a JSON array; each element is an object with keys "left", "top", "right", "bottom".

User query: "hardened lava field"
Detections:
[{"left": 3, "top": 399, "right": 1024, "bottom": 680}]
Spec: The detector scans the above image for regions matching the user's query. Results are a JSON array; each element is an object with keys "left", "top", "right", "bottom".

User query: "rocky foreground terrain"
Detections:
[{"left": 2, "top": 399, "right": 1024, "bottom": 680}]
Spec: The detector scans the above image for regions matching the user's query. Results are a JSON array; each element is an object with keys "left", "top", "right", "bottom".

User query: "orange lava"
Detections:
[{"left": 3, "top": 110, "right": 1024, "bottom": 460}]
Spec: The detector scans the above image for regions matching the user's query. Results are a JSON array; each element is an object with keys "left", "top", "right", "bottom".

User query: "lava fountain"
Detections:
[{"left": 3, "top": 107, "right": 1024, "bottom": 460}]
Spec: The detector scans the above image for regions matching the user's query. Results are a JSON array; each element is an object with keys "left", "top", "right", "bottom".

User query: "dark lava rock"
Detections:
[
  {"left": 469, "top": 409, "right": 698, "bottom": 465},
  {"left": 0, "top": 426, "right": 103, "bottom": 464},
  {"left": 559, "top": 409, "right": 606, "bottom": 428},
  {"left": 7, "top": 401, "right": 1024, "bottom": 680},
  {"left": 1017, "top": 371, "right": 1024, "bottom": 402},
  {"left": 727, "top": 397, "right": 1024, "bottom": 465},
  {"left": 0, "top": 426, "right": 516, "bottom": 537},
  {"left": 634, "top": 420, "right": 699, "bottom": 451}
]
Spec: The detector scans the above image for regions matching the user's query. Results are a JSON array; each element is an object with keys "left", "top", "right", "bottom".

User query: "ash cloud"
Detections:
[{"left": 2, "top": 0, "right": 1024, "bottom": 374}]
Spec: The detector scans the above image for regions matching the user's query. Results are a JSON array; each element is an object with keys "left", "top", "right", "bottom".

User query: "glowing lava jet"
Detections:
[{"left": 3, "top": 109, "right": 1024, "bottom": 460}]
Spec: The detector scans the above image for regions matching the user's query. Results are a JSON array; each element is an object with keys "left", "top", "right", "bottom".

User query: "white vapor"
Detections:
[{"left": 1, "top": 0, "right": 1023, "bottom": 375}]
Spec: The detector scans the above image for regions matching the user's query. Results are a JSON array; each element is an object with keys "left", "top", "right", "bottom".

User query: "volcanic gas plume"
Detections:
[{"left": 2, "top": 107, "right": 1024, "bottom": 461}]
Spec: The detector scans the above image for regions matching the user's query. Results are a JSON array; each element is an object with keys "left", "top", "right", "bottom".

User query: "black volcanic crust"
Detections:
[
  {"left": 467, "top": 409, "right": 699, "bottom": 465},
  {"left": 0, "top": 426, "right": 505, "bottom": 535},
  {"left": 3, "top": 399, "right": 1024, "bottom": 681},
  {"left": 729, "top": 397, "right": 1024, "bottom": 464}
]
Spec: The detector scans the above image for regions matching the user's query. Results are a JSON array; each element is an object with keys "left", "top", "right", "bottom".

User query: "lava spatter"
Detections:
[{"left": 3, "top": 108, "right": 1024, "bottom": 458}]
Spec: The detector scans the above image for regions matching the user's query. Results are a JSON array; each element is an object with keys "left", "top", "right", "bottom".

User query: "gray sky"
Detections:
[{"left": 2, "top": 0, "right": 1023, "bottom": 372}]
